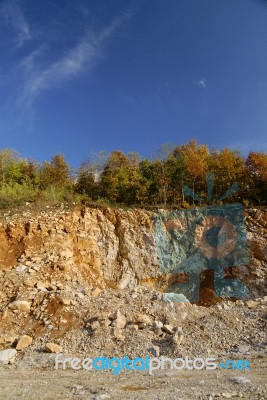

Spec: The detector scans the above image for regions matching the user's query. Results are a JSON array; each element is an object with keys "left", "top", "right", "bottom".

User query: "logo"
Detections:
[{"left": 154, "top": 174, "right": 249, "bottom": 302}]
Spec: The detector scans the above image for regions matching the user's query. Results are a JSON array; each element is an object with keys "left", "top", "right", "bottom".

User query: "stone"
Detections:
[
  {"left": 60, "top": 297, "right": 71, "bottom": 306},
  {"left": 113, "top": 329, "right": 125, "bottom": 341},
  {"left": 254, "top": 209, "right": 262, "bottom": 220},
  {"left": 162, "top": 324, "right": 174, "bottom": 334},
  {"left": 238, "top": 345, "right": 250, "bottom": 354},
  {"left": 127, "top": 324, "right": 138, "bottom": 332},
  {"left": 138, "top": 322, "right": 147, "bottom": 329},
  {"left": 4, "top": 336, "right": 16, "bottom": 344},
  {"left": 111, "top": 310, "right": 126, "bottom": 329},
  {"left": 91, "top": 288, "right": 102, "bottom": 297},
  {"left": 91, "top": 321, "right": 100, "bottom": 330},
  {"left": 246, "top": 300, "right": 258, "bottom": 309},
  {"left": 24, "top": 279, "right": 35, "bottom": 287},
  {"left": 222, "top": 393, "right": 232, "bottom": 399},
  {"left": 45, "top": 342, "right": 62, "bottom": 353},
  {"left": 0, "top": 349, "right": 17, "bottom": 363},
  {"left": 180, "top": 311, "right": 188, "bottom": 320},
  {"left": 162, "top": 292, "right": 189, "bottom": 303},
  {"left": 16, "top": 335, "right": 33, "bottom": 350},
  {"left": 9, "top": 300, "right": 31, "bottom": 312},
  {"left": 229, "top": 377, "right": 251, "bottom": 384},
  {"left": 154, "top": 327, "right": 163, "bottom": 336},
  {"left": 154, "top": 320, "right": 163, "bottom": 328},
  {"left": 16, "top": 265, "right": 27, "bottom": 273},
  {"left": 134, "top": 313, "right": 153, "bottom": 325},
  {"left": 148, "top": 345, "right": 160, "bottom": 357},
  {"left": 172, "top": 327, "right": 184, "bottom": 346}
]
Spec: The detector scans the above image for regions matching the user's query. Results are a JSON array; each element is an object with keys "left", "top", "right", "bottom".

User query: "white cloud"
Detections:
[
  {"left": 0, "top": 0, "right": 31, "bottom": 47},
  {"left": 198, "top": 77, "right": 207, "bottom": 89},
  {"left": 17, "top": 11, "right": 132, "bottom": 110},
  {"left": 20, "top": 36, "right": 98, "bottom": 108}
]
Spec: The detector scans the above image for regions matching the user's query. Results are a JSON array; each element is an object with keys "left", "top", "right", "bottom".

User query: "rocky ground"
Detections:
[{"left": 0, "top": 205, "right": 266, "bottom": 399}]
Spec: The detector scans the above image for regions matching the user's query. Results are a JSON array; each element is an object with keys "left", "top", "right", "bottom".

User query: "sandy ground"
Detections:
[{"left": 0, "top": 353, "right": 266, "bottom": 400}]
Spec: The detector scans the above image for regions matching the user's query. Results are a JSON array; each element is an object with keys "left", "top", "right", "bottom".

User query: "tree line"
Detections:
[{"left": 0, "top": 141, "right": 266, "bottom": 209}]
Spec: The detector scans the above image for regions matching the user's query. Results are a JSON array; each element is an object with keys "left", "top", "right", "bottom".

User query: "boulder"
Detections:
[
  {"left": 16, "top": 335, "right": 33, "bottom": 350},
  {"left": 45, "top": 343, "right": 62, "bottom": 353},
  {"left": 0, "top": 349, "right": 17, "bottom": 363}
]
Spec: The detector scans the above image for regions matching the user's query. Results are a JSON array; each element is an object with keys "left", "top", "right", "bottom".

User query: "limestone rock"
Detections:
[
  {"left": 45, "top": 343, "right": 62, "bottom": 353},
  {"left": 162, "top": 293, "right": 190, "bottom": 303},
  {"left": 91, "top": 288, "right": 102, "bottom": 297},
  {"left": 0, "top": 349, "right": 17, "bottom": 363},
  {"left": 60, "top": 297, "right": 71, "bottom": 306},
  {"left": 162, "top": 324, "right": 174, "bottom": 334},
  {"left": 111, "top": 310, "right": 126, "bottom": 329},
  {"left": 16, "top": 335, "right": 33, "bottom": 350},
  {"left": 246, "top": 300, "right": 258, "bottom": 309},
  {"left": 9, "top": 300, "right": 31, "bottom": 312},
  {"left": 133, "top": 313, "right": 153, "bottom": 325}
]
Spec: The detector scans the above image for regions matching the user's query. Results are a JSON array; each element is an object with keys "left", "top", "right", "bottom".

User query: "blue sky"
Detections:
[{"left": 0, "top": 0, "right": 267, "bottom": 167}]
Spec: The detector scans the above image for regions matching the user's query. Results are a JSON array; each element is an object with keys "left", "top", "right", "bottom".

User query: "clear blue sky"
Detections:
[{"left": 0, "top": 0, "right": 267, "bottom": 167}]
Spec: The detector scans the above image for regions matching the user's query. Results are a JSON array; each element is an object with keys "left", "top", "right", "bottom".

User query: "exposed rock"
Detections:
[
  {"left": 246, "top": 300, "right": 258, "bottom": 309},
  {"left": 91, "top": 321, "right": 100, "bottom": 331},
  {"left": 162, "top": 324, "right": 174, "bottom": 334},
  {"left": 229, "top": 377, "right": 251, "bottom": 384},
  {"left": 91, "top": 288, "right": 102, "bottom": 297},
  {"left": 0, "top": 204, "right": 266, "bottom": 378},
  {"left": 0, "top": 349, "right": 17, "bottom": 363},
  {"left": 60, "top": 298, "right": 71, "bottom": 306},
  {"left": 162, "top": 293, "right": 190, "bottom": 303},
  {"left": 112, "top": 329, "right": 125, "bottom": 341},
  {"left": 222, "top": 393, "right": 232, "bottom": 399},
  {"left": 133, "top": 313, "right": 153, "bottom": 325},
  {"left": 153, "top": 320, "right": 163, "bottom": 329},
  {"left": 44, "top": 343, "right": 62, "bottom": 354},
  {"left": 9, "top": 300, "right": 31, "bottom": 312},
  {"left": 111, "top": 310, "right": 127, "bottom": 330},
  {"left": 148, "top": 345, "right": 160, "bottom": 357},
  {"left": 16, "top": 335, "right": 33, "bottom": 350},
  {"left": 172, "top": 326, "right": 184, "bottom": 346}
]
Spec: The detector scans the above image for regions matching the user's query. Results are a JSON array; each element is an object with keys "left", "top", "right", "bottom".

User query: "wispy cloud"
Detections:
[
  {"left": 19, "top": 36, "right": 99, "bottom": 109},
  {"left": 17, "top": 11, "right": 132, "bottom": 110},
  {"left": 197, "top": 77, "right": 207, "bottom": 89},
  {"left": 0, "top": 0, "right": 31, "bottom": 47}
]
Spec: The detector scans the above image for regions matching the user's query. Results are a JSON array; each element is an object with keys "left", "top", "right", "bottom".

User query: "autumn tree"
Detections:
[
  {"left": 167, "top": 141, "right": 210, "bottom": 204},
  {"left": 246, "top": 152, "right": 267, "bottom": 204},
  {"left": 39, "top": 154, "right": 71, "bottom": 188},
  {"left": 209, "top": 148, "right": 247, "bottom": 203}
]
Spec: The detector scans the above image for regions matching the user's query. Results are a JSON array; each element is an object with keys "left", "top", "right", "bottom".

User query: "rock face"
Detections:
[
  {"left": 0, "top": 205, "right": 266, "bottom": 304},
  {"left": 0, "top": 205, "right": 158, "bottom": 292},
  {"left": 0, "top": 204, "right": 266, "bottom": 365}
]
